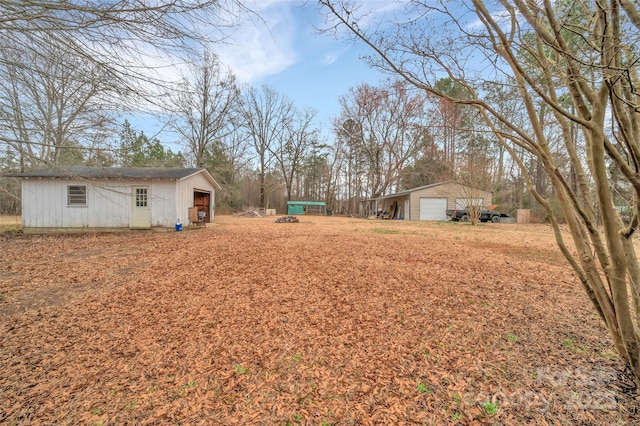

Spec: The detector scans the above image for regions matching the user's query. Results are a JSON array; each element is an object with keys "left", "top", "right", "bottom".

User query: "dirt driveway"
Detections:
[{"left": 0, "top": 216, "right": 637, "bottom": 424}]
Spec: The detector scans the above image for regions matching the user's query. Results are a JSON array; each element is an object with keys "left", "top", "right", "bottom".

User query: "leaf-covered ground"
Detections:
[{"left": 1, "top": 216, "right": 638, "bottom": 425}]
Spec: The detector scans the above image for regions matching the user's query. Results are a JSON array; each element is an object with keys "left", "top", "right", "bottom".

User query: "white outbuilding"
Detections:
[{"left": 9, "top": 166, "right": 221, "bottom": 232}]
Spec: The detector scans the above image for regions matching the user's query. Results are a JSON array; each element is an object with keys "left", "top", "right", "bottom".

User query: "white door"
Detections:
[
  {"left": 130, "top": 186, "right": 151, "bottom": 229},
  {"left": 404, "top": 200, "right": 410, "bottom": 220},
  {"left": 419, "top": 197, "right": 447, "bottom": 221}
]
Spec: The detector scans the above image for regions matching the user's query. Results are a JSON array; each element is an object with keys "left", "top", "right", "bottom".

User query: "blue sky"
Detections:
[
  {"left": 131, "top": 0, "right": 398, "bottom": 146},
  {"left": 209, "top": 0, "right": 400, "bottom": 136},
  {"left": 128, "top": 1, "right": 491, "bottom": 147}
]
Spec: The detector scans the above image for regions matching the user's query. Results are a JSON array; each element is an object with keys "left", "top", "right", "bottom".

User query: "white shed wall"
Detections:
[
  {"left": 147, "top": 181, "right": 176, "bottom": 227},
  {"left": 175, "top": 173, "right": 217, "bottom": 223},
  {"left": 21, "top": 178, "right": 178, "bottom": 229}
]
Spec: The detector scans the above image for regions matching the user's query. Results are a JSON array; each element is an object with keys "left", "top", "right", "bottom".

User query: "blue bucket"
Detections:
[{"left": 175, "top": 223, "right": 183, "bottom": 231}]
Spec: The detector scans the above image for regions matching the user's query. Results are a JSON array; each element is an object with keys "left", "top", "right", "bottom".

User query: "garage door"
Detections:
[{"left": 419, "top": 197, "right": 448, "bottom": 221}]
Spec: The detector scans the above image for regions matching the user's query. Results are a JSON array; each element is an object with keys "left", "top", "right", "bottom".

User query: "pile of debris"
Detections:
[{"left": 274, "top": 215, "right": 299, "bottom": 223}]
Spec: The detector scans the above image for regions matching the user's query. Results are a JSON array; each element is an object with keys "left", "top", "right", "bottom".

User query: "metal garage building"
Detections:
[{"left": 367, "top": 181, "right": 493, "bottom": 221}]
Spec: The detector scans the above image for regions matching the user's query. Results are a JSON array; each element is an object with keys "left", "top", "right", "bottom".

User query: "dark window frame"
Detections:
[{"left": 67, "top": 185, "right": 87, "bottom": 206}]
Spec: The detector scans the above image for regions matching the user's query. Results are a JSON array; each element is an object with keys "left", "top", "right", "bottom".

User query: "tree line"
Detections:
[{"left": 0, "top": 42, "right": 538, "bottom": 217}]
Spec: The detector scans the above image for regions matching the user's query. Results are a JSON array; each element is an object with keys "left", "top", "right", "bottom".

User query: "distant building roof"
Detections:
[
  {"left": 7, "top": 166, "right": 221, "bottom": 189},
  {"left": 286, "top": 201, "right": 326, "bottom": 206},
  {"left": 370, "top": 181, "right": 454, "bottom": 200}
]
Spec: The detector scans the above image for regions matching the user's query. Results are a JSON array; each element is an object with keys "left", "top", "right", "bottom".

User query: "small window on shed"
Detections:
[
  {"left": 135, "top": 188, "right": 148, "bottom": 207},
  {"left": 67, "top": 185, "right": 87, "bottom": 206}
]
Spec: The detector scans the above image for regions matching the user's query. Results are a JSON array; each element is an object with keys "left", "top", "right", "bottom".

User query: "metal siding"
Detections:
[
  {"left": 91, "top": 184, "right": 126, "bottom": 227},
  {"left": 211, "top": 189, "right": 216, "bottom": 221},
  {"left": 419, "top": 198, "right": 448, "bottom": 220},
  {"left": 176, "top": 171, "right": 217, "bottom": 224},
  {"left": 88, "top": 183, "right": 129, "bottom": 227},
  {"left": 288, "top": 204, "right": 305, "bottom": 215},
  {"left": 455, "top": 198, "right": 484, "bottom": 209},
  {"left": 21, "top": 180, "right": 38, "bottom": 227},
  {"left": 407, "top": 182, "right": 493, "bottom": 220},
  {"left": 21, "top": 178, "right": 184, "bottom": 228},
  {"left": 100, "top": 185, "right": 130, "bottom": 227},
  {"left": 22, "top": 179, "right": 90, "bottom": 227},
  {"left": 149, "top": 181, "right": 176, "bottom": 227},
  {"left": 176, "top": 179, "right": 191, "bottom": 224},
  {"left": 22, "top": 173, "right": 215, "bottom": 228}
]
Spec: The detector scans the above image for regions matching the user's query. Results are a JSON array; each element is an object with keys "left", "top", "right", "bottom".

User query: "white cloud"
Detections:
[
  {"left": 321, "top": 46, "right": 349, "bottom": 66},
  {"left": 214, "top": 1, "right": 298, "bottom": 83},
  {"left": 321, "top": 51, "right": 339, "bottom": 66}
]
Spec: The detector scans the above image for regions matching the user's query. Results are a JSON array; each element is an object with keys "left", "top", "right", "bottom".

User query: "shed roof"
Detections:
[
  {"left": 372, "top": 181, "right": 454, "bottom": 200},
  {"left": 8, "top": 166, "right": 221, "bottom": 190},
  {"left": 287, "top": 201, "right": 326, "bottom": 206}
]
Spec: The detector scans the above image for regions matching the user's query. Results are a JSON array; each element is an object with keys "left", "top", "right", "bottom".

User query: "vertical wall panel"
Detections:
[{"left": 21, "top": 173, "right": 217, "bottom": 229}]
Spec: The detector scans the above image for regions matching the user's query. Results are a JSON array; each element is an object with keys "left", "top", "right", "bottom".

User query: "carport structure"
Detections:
[
  {"left": 287, "top": 201, "right": 327, "bottom": 215},
  {"left": 366, "top": 181, "right": 493, "bottom": 221}
]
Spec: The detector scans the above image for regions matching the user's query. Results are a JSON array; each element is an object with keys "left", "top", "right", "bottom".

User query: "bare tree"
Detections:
[
  {"left": 271, "top": 108, "right": 318, "bottom": 201},
  {"left": 334, "top": 118, "right": 366, "bottom": 214},
  {"left": 239, "top": 85, "right": 295, "bottom": 208},
  {"left": 0, "top": 1, "right": 244, "bottom": 89},
  {"left": 335, "top": 79, "right": 430, "bottom": 200},
  {"left": 0, "top": 37, "right": 114, "bottom": 169},
  {"left": 320, "top": 0, "right": 640, "bottom": 383},
  {"left": 170, "top": 49, "right": 240, "bottom": 168},
  {"left": 451, "top": 173, "right": 495, "bottom": 225},
  {"left": 0, "top": 1, "right": 247, "bottom": 167}
]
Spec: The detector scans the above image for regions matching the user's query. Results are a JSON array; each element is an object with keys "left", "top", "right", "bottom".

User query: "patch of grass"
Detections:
[
  {"left": 90, "top": 407, "right": 103, "bottom": 415},
  {"left": 419, "top": 345, "right": 432, "bottom": 358},
  {"left": 182, "top": 380, "right": 197, "bottom": 389},
  {"left": 123, "top": 401, "right": 138, "bottom": 411},
  {"left": 417, "top": 382, "right": 430, "bottom": 394},
  {"left": 234, "top": 364, "right": 249, "bottom": 375},
  {"left": 175, "top": 381, "right": 196, "bottom": 399},
  {"left": 452, "top": 412, "right": 463, "bottom": 421},
  {"left": 147, "top": 385, "right": 155, "bottom": 393},
  {"left": 597, "top": 349, "right": 619, "bottom": 361},
  {"left": 0, "top": 225, "right": 22, "bottom": 236},
  {"left": 371, "top": 228, "right": 400, "bottom": 234},
  {"left": 291, "top": 353, "right": 302, "bottom": 362},
  {"left": 452, "top": 393, "right": 462, "bottom": 406},
  {"left": 482, "top": 401, "right": 498, "bottom": 415},
  {"left": 506, "top": 333, "right": 518, "bottom": 342},
  {"left": 562, "top": 338, "right": 589, "bottom": 354}
]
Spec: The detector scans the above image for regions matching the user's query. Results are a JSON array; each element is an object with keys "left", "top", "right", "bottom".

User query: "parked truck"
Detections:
[{"left": 447, "top": 206, "right": 501, "bottom": 223}]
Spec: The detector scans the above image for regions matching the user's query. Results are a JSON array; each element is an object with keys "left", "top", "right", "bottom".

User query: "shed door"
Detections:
[
  {"left": 130, "top": 186, "right": 151, "bottom": 229},
  {"left": 419, "top": 197, "right": 447, "bottom": 221},
  {"left": 194, "top": 190, "right": 211, "bottom": 223}
]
